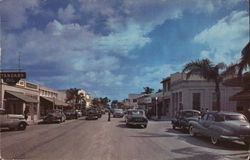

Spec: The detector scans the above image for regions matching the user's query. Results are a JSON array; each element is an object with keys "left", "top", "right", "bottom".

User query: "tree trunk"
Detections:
[{"left": 215, "top": 81, "right": 221, "bottom": 111}]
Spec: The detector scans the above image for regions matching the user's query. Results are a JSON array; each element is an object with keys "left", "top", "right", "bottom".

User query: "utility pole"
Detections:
[{"left": 0, "top": 17, "right": 7, "bottom": 109}]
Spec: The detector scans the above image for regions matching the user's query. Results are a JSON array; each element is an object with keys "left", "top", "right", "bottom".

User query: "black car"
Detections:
[
  {"left": 43, "top": 109, "right": 66, "bottom": 123},
  {"left": 189, "top": 111, "right": 250, "bottom": 146},
  {"left": 63, "top": 109, "right": 78, "bottom": 120},
  {"left": 86, "top": 108, "right": 99, "bottom": 120},
  {"left": 172, "top": 109, "right": 201, "bottom": 130},
  {"left": 125, "top": 109, "right": 148, "bottom": 128}
]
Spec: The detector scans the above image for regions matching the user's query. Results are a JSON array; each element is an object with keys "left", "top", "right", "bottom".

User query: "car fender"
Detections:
[{"left": 208, "top": 125, "right": 225, "bottom": 139}]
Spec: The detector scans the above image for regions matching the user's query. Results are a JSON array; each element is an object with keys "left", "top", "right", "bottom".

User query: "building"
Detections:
[
  {"left": 124, "top": 94, "right": 145, "bottom": 109},
  {"left": 161, "top": 72, "right": 242, "bottom": 119},
  {"left": 1, "top": 80, "right": 40, "bottom": 121},
  {"left": 39, "top": 85, "right": 68, "bottom": 117}
]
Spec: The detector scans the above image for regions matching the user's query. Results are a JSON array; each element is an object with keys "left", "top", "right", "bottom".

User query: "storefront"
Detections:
[
  {"left": 4, "top": 90, "right": 38, "bottom": 120},
  {"left": 40, "top": 96, "right": 69, "bottom": 117}
]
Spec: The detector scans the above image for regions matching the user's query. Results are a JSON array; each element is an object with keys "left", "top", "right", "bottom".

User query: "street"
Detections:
[{"left": 1, "top": 115, "right": 249, "bottom": 160}]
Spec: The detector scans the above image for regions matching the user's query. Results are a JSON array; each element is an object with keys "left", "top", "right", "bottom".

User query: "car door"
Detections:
[
  {"left": 197, "top": 113, "right": 209, "bottom": 135},
  {"left": 203, "top": 114, "right": 216, "bottom": 137}
]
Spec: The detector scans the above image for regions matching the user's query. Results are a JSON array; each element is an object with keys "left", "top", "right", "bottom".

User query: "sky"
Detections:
[{"left": 0, "top": 0, "right": 249, "bottom": 101}]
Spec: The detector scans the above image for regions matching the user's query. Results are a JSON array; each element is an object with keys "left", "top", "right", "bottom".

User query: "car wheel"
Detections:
[
  {"left": 144, "top": 124, "right": 147, "bottom": 128},
  {"left": 189, "top": 126, "right": 196, "bottom": 137},
  {"left": 18, "top": 122, "right": 26, "bottom": 130},
  {"left": 211, "top": 136, "right": 219, "bottom": 145}
]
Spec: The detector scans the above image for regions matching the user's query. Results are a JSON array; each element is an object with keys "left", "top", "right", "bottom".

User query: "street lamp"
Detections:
[{"left": 155, "top": 97, "right": 158, "bottom": 120}]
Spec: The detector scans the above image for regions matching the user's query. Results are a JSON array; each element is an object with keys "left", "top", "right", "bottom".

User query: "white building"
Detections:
[{"left": 161, "top": 72, "right": 242, "bottom": 119}]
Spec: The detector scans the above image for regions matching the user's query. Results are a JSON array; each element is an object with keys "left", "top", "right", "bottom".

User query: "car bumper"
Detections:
[
  {"left": 127, "top": 122, "right": 147, "bottom": 125},
  {"left": 220, "top": 135, "right": 250, "bottom": 142}
]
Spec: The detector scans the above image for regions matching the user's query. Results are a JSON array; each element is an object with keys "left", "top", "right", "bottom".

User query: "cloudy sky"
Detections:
[{"left": 0, "top": 0, "right": 249, "bottom": 101}]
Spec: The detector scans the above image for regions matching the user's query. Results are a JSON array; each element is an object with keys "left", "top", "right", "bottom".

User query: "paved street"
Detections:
[{"left": 1, "top": 115, "right": 249, "bottom": 160}]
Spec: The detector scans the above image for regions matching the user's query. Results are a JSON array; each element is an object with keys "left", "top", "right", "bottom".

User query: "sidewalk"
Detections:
[{"left": 27, "top": 119, "right": 43, "bottom": 125}]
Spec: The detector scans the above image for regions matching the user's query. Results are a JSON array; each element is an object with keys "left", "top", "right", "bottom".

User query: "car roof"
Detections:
[
  {"left": 180, "top": 109, "right": 201, "bottom": 113},
  {"left": 207, "top": 111, "right": 243, "bottom": 116}
]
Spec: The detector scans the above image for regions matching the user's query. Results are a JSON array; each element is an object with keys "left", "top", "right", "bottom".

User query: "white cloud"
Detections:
[
  {"left": 82, "top": 70, "right": 125, "bottom": 87},
  {"left": 58, "top": 4, "right": 78, "bottom": 23},
  {"left": 0, "top": 0, "right": 39, "bottom": 29},
  {"left": 194, "top": 10, "right": 249, "bottom": 64},
  {"left": 96, "top": 23, "right": 151, "bottom": 56},
  {"left": 132, "top": 64, "right": 176, "bottom": 90}
]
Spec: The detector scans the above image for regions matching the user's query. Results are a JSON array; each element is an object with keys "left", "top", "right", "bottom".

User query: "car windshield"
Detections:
[
  {"left": 183, "top": 111, "right": 200, "bottom": 117},
  {"left": 224, "top": 115, "right": 247, "bottom": 121},
  {"left": 129, "top": 110, "right": 144, "bottom": 115},
  {"left": 114, "top": 109, "right": 123, "bottom": 112}
]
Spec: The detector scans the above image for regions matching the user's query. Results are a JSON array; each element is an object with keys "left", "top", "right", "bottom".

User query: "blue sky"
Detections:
[{"left": 0, "top": 0, "right": 249, "bottom": 101}]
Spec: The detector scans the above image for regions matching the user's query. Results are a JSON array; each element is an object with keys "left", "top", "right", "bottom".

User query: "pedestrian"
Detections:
[
  {"left": 108, "top": 109, "right": 111, "bottom": 122},
  {"left": 24, "top": 107, "right": 29, "bottom": 120}
]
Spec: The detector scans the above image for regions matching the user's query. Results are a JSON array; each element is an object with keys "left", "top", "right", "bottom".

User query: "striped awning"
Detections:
[
  {"left": 5, "top": 90, "right": 38, "bottom": 103},
  {"left": 40, "top": 96, "right": 68, "bottom": 106}
]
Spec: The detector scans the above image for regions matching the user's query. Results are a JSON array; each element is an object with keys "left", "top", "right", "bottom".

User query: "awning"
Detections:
[
  {"left": 5, "top": 90, "right": 38, "bottom": 103},
  {"left": 40, "top": 96, "right": 68, "bottom": 106},
  {"left": 230, "top": 90, "right": 250, "bottom": 101}
]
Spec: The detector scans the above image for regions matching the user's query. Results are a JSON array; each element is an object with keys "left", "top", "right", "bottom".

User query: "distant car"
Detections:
[
  {"left": 171, "top": 109, "right": 201, "bottom": 130},
  {"left": 64, "top": 109, "right": 78, "bottom": 120},
  {"left": 125, "top": 109, "right": 148, "bottom": 128},
  {"left": 189, "top": 111, "right": 250, "bottom": 146},
  {"left": 43, "top": 109, "right": 66, "bottom": 123},
  {"left": 86, "top": 108, "right": 99, "bottom": 120},
  {"left": 76, "top": 110, "right": 82, "bottom": 117},
  {"left": 0, "top": 109, "right": 28, "bottom": 130},
  {"left": 113, "top": 109, "right": 124, "bottom": 118}
]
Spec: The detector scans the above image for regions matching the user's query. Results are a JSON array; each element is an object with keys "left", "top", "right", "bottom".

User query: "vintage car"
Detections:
[
  {"left": 113, "top": 109, "right": 124, "bottom": 118},
  {"left": 189, "top": 111, "right": 250, "bottom": 146},
  {"left": 0, "top": 109, "right": 28, "bottom": 131},
  {"left": 171, "top": 109, "right": 201, "bottom": 130},
  {"left": 86, "top": 108, "right": 99, "bottom": 120},
  {"left": 43, "top": 109, "right": 66, "bottom": 123},
  {"left": 64, "top": 109, "right": 78, "bottom": 120},
  {"left": 125, "top": 109, "right": 148, "bottom": 128}
]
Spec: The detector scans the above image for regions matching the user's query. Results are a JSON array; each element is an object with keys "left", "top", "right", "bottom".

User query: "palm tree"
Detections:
[
  {"left": 238, "top": 42, "right": 250, "bottom": 75},
  {"left": 182, "top": 59, "right": 234, "bottom": 111},
  {"left": 66, "top": 88, "right": 85, "bottom": 109},
  {"left": 141, "top": 87, "right": 154, "bottom": 94}
]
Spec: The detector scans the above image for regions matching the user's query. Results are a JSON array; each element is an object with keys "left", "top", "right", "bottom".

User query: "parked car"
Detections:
[
  {"left": 86, "top": 108, "right": 99, "bottom": 120},
  {"left": 43, "top": 109, "right": 66, "bottom": 123},
  {"left": 125, "top": 109, "right": 148, "bottom": 128},
  {"left": 189, "top": 111, "right": 250, "bottom": 146},
  {"left": 64, "top": 109, "right": 78, "bottom": 120},
  {"left": 76, "top": 110, "right": 82, "bottom": 117},
  {"left": 113, "top": 109, "right": 124, "bottom": 118},
  {"left": 0, "top": 109, "right": 28, "bottom": 131},
  {"left": 171, "top": 109, "right": 201, "bottom": 130}
]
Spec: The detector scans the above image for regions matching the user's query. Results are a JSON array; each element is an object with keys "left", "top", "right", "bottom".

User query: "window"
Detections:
[
  {"left": 207, "top": 114, "right": 215, "bottom": 121},
  {"left": 202, "top": 114, "right": 208, "bottom": 120},
  {"left": 192, "top": 93, "right": 200, "bottom": 110},
  {"left": 133, "top": 99, "right": 137, "bottom": 103},
  {"left": 26, "top": 82, "right": 38, "bottom": 89}
]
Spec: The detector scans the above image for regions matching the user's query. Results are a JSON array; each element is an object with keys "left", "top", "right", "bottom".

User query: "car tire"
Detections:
[
  {"left": 189, "top": 126, "right": 196, "bottom": 137},
  {"left": 18, "top": 122, "right": 26, "bottom": 130},
  {"left": 144, "top": 125, "right": 147, "bottom": 128},
  {"left": 211, "top": 136, "right": 219, "bottom": 145}
]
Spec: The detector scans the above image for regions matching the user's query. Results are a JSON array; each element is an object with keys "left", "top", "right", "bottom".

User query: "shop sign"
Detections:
[{"left": 0, "top": 72, "right": 26, "bottom": 85}]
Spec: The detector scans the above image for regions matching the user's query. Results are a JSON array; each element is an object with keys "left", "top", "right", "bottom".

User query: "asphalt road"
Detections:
[{"left": 1, "top": 114, "right": 249, "bottom": 160}]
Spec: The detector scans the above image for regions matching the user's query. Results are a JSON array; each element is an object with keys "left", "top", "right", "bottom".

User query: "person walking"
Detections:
[
  {"left": 24, "top": 107, "right": 29, "bottom": 120},
  {"left": 108, "top": 109, "right": 111, "bottom": 122}
]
